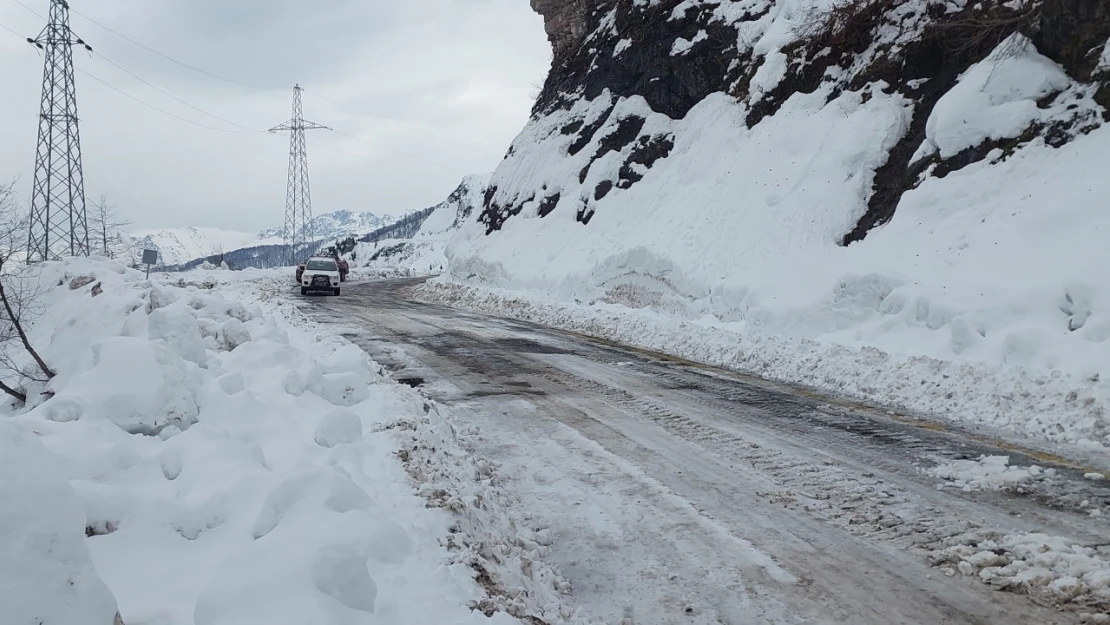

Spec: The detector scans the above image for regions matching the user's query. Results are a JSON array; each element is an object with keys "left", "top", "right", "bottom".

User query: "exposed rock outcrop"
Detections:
[
  {"left": 485, "top": 0, "right": 1110, "bottom": 242},
  {"left": 530, "top": 0, "right": 589, "bottom": 57}
]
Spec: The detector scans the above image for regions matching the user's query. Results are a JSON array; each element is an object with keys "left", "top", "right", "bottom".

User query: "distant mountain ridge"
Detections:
[
  {"left": 132, "top": 210, "right": 398, "bottom": 266},
  {"left": 255, "top": 210, "right": 397, "bottom": 241}
]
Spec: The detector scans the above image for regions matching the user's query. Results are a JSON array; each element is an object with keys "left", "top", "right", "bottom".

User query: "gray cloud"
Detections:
[{"left": 0, "top": 0, "right": 549, "bottom": 232}]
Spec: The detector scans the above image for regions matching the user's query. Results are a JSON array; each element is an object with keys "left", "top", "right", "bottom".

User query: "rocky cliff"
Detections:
[{"left": 483, "top": 0, "right": 1110, "bottom": 240}]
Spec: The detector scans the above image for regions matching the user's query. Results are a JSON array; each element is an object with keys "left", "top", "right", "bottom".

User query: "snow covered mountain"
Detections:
[
  {"left": 255, "top": 210, "right": 397, "bottom": 242},
  {"left": 433, "top": 2, "right": 1110, "bottom": 444},
  {"left": 129, "top": 228, "right": 280, "bottom": 267},
  {"left": 133, "top": 210, "right": 397, "bottom": 266}
]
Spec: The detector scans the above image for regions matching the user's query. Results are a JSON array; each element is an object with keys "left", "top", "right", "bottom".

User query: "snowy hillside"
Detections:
[
  {"left": 428, "top": 1, "right": 1110, "bottom": 449},
  {"left": 354, "top": 175, "right": 489, "bottom": 275},
  {"left": 134, "top": 210, "right": 398, "bottom": 267}
]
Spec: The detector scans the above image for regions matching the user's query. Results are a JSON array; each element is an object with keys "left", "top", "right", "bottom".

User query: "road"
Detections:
[{"left": 300, "top": 278, "right": 1109, "bottom": 625}]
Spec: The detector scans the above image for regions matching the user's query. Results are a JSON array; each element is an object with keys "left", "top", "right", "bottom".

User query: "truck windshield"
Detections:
[{"left": 305, "top": 259, "right": 336, "bottom": 271}]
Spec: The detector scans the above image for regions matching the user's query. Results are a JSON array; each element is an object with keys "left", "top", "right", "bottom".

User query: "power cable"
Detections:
[
  {"left": 10, "top": 0, "right": 43, "bottom": 19},
  {"left": 0, "top": 20, "right": 26, "bottom": 38},
  {"left": 15, "top": 0, "right": 501, "bottom": 161},
  {"left": 92, "top": 51, "right": 266, "bottom": 133},
  {"left": 75, "top": 67, "right": 260, "bottom": 134},
  {"left": 60, "top": 2, "right": 286, "bottom": 90}
]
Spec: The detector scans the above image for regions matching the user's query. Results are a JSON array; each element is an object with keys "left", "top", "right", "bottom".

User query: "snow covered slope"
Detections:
[
  {"left": 356, "top": 174, "right": 489, "bottom": 275},
  {"left": 432, "top": 1, "right": 1110, "bottom": 449}
]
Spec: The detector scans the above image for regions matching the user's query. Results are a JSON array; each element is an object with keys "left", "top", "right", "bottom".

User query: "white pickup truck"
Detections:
[{"left": 299, "top": 256, "right": 342, "bottom": 296}]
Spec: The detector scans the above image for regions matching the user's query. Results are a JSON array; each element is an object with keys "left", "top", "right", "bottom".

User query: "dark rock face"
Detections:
[
  {"left": 489, "top": 0, "right": 1110, "bottom": 242},
  {"left": 530, "top": 0, "right": 590, "bottom": 57}
]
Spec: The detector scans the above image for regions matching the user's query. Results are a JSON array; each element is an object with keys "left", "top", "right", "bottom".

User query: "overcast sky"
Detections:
[{"left": 0, "top": 0, "right": 550, "bottom": 232}]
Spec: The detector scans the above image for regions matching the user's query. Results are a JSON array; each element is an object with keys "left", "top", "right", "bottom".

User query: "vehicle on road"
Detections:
[{"left": 299, "top": 256, "right": 342, "bottom": 296}]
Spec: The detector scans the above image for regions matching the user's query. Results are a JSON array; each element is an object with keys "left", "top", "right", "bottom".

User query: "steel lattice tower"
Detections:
[
  {"left": 269, "top": 85, "right": 329, "bottom": 266},
  {"left": 26, "top": 0, "right": 93, "bottom": 263}
]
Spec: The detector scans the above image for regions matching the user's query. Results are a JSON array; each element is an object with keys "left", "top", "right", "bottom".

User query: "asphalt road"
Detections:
[{"left": 299, "top": 278, "right": 1109, "bottom": 625}]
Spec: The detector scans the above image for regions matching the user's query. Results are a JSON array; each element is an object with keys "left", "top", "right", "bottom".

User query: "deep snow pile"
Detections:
[
  {"left": 429, "top": 1, "right": 1110, "bottom": 452},
  {"left": 0, "top": 258, "right": 574, "bottom": 625}
]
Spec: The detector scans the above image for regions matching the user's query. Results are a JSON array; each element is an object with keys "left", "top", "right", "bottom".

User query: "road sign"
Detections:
[{"left": 141, "top": 249, "right": 158, "bottom": 279}]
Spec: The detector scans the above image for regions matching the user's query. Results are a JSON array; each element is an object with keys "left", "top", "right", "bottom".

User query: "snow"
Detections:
[
  {"left": 933, "top": 532, "right": 1110, "bottom": 610},
  {"left": 314, "top": 408, "right": 364, "bottom": 447},
  {"left": 0, "top": 423, "right": 120, "bottom": 625},
  {"left": 0, "top": 257, "right": 573, "bottom": 625},
  {"left": 670, "top": 30, "right": 707, "bottom": 56},
  {"left": 922, "top": 34, "right": 1072, "bottom": 159},
  {"left": 925, "top": 455, "right": 1049, "bottom": 492}
]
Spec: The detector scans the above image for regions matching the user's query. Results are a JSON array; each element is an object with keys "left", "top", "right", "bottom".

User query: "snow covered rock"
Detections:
[
  {"left": 0, "top": 423, "right": 120, "bottom": 625},
  {"left": 314, "top": 408, "right": 364, "bottom": 447},
  {"left": 920, "top": 33, "right": 1073, "bottom": 160},
  {"left": 218, "top": 318, "right": 251, "bottom": 352},
  {"left": 50, "top": 337, "right": 200, "bottom": 436}
]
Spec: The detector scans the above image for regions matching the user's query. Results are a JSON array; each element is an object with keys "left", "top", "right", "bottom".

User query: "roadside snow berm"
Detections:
[{"left": 0, "top": 258, "right": 537, "bottom": 624}]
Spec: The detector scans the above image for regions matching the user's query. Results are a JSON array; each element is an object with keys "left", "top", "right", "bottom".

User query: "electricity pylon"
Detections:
[
  {"left": 269, "top": 84, "right": 329, "bottom": 266},
  {"left": 26, "top": 0, "right": 94, "bottom": 262}
]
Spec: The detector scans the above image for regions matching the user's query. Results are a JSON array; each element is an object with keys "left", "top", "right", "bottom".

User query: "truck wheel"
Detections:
[
  {"left": 300, "top": 287, "right": 308, "bottom": 296},
  {"left": 333, "top": 287, "right": 341, "bottom": 296}
]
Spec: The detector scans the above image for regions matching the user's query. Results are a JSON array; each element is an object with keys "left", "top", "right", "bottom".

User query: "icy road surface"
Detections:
[{"left": 301, "top": 278, "right": 1110, "bottom": 625}]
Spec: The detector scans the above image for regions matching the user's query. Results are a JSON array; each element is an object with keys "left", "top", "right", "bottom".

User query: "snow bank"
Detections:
[
  {"left": 418, "top": 280, "right": 1109, "bottom": 458},
  {"left": 0, "top": 258, "right": 549, "bottom": 625},
  {"left": 0, "top": 423, "right": 120, "bottom": 625}
]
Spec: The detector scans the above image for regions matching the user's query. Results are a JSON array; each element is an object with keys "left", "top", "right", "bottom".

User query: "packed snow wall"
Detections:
[{"left": 444, "top": 0, "right": 1110, "bottom": 382}]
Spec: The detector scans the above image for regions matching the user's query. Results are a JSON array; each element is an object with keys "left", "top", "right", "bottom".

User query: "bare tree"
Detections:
[
  {"left": 211, "top": 244, "right": 226, "bottom": 268},
  {"left": 0, "top": 178, "right": 56, "bottom": 404},
  {"left": 89, "top": 194, "right": 132, "bottom": 259}
]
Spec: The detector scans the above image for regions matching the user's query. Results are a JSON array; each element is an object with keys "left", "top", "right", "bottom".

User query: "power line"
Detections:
[
  {"left": 11, "top": 0, "right": 44, "bottom": 19},
  {"left": 90, "top": 52, "right": 474, "bottom": 174},
  {"left": 76, "top": 67, "right": 260, "bottom": 134},
  {"left": 304, "top": 88, "right": 502, "bottom": 159},
  {"left": 92, "top": 52, "right": 266, "bottom": 133},
  {"left": 0, "top": 20, "right": 26, "bottom": 38},
  {"left": 15, "top": 0, "right": 501, "bottom": 161},
  {"left": 62, "top": 3, "right": 286, "bottom": 90}
]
